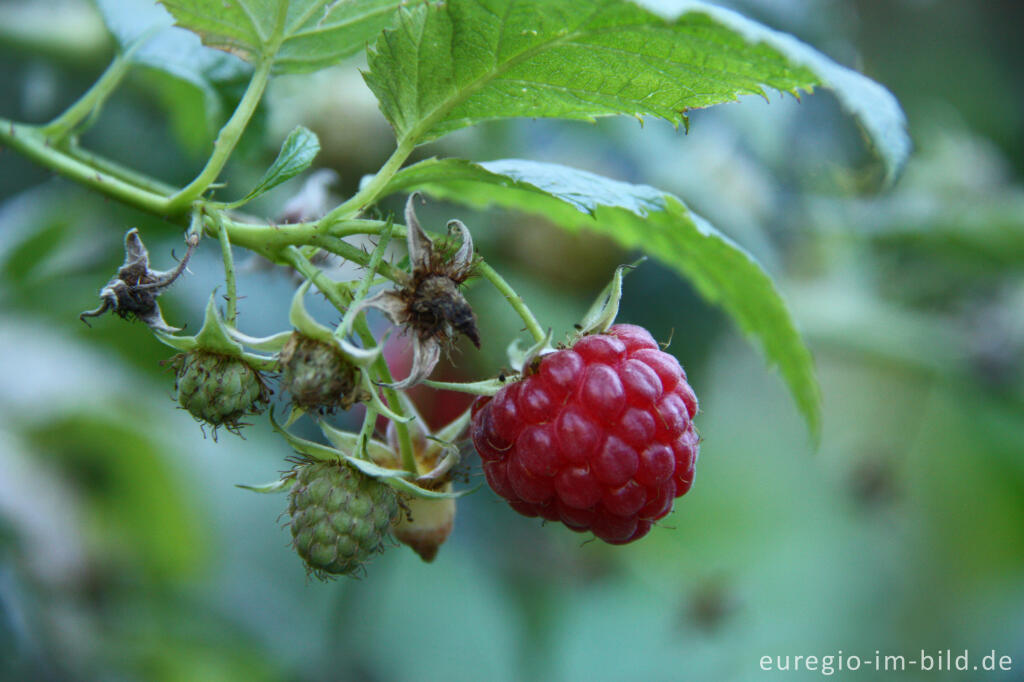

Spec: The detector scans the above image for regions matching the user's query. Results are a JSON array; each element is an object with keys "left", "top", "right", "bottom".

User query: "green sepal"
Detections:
[
  {"left": 422, "top": 378, "right": 507, "bottom": 397},
  {"left": 270, "top": 410, "right": 466, "bottom": 500},
  {"left": 360, "top": 371, "right": 414, "bottom": 424},
  {"left": 236, "top": 476, "right": 295, "bottom": 494},
  {"left": 228, "top": 329, "right": 292, "bottom": 352},
  {"left": 239, "top": 351, "right": 279, "bottom": 372},
  {"left": 427, "top": 407, "right": 472, "bottom": 461},
  {"left": 153, "top": 294, "right": 245, "bottom": 356},
  {"left": 154, "top": 330, "right": 197, "bottom": 353},
  {"left": 338, "top": 336, "right": 385, "bottom": 367},
  {"left": 578, "top": 258, "right": 645, "bottom": 336},
  {"left": 508, "top": 328, "right": 554, "bottom": 373},
  {"left": 319, "top": 420, "right": 396, "bottom": 465},
  {"left": 289, "top": 280, "right": 336, "bottom": 345},
  {"left": 284, "top": 405, "right": 306, "bottom": 428},
  {"left": 388, "top": 478, "right": 478, "bottom": 500},
  {"left": 291, "top": 279, "right": 383, "bottom": 368},
  {"left": 269, "top": 409, "right": 412, "bottom": 481},
  {"left": 193, "top": 294, "right": 246, "bottom": 355}
]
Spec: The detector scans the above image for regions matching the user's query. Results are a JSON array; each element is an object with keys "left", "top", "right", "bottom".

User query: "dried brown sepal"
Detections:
[
  {"left": 80, "top": 228, "right": 194, "bottom": 333},
  {"left": 356, "top": 195, "right": 481, "bottom": 388}
]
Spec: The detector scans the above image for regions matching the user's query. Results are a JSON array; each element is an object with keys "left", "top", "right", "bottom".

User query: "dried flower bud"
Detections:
[{"left": 80, "top": 229, "right": 193, "bottom": 333}]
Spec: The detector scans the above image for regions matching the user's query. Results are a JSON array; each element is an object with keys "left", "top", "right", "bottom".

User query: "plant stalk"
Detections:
[
  {"left": 165, "top": 58, "right": 274, "bottom": 211},
  {"left": 41, "top": 51, "right": 132, "bottom": 141}
]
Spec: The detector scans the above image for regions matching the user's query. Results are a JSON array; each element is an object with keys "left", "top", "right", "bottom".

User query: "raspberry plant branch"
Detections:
[
  {"left": 281, "top": 245, "right": 417, "bottom": 475},
  {"left": 65, "top": 141, "right": 179, "bottom": 196},
  {"left": 0, "top": 0, "right": 919, "bottom": 569},
  {"left": 214, "top": 212, "right": 239, "bottom": 323},
  {"left": 321, "top": 137, "right": 417, "bottom": 223},
  {"left": 40, "top": 50, "right": 133, "bottom": 142},
  {"left": 0, "top": 119, "right": 174, "bottom": 215},
  {"left": 165, "top": 58, "right": 275, "bottom": 211},
  {"left": 335, "top": 217, "right": 395, "bottom": 341},
  {"left": 355, "top": 404, "right": 380, "bottom": 461},
  {"left": 353, "top": 316, "right": 418, "bottom": 476}
]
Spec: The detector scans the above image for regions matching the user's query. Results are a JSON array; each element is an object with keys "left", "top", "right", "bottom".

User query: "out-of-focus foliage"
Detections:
[{"left": 1, "top": 1, "right": 1022, "bottom": 682}]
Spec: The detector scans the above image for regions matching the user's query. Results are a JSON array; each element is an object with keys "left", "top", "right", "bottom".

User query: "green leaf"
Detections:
[
  {"left": 160, "top": 0, "right": 406, "bottom": 73},
  {"left": 365, "top": 0, "right": 909, "bottom": 183},
  {"left": 236, "top": 125, "right": 320, "bottom": 205},
  {"left": 95, "top": 0, "right": 251, "bottom": 147},
  {"left": 385, "top": 157, "right": 822, "bottom": 440}
]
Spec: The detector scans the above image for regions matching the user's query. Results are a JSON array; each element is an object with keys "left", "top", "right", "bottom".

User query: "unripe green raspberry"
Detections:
[
  {"left": 174, "top": 351, "right": 268, "bottom": 429},
  {"left": 280, "top": 333, "right": 366, "bottom": 412},
  {"left": 287, "top": 460, "right": 399, "bottom": 578}
]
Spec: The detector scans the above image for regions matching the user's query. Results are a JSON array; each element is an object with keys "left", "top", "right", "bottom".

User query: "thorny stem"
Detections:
[
  {"left": 1, "top": 55, "right": 549, "bottom": 462},
  {"left": 320, "top": 136, "right": 416, "bottom": 224},
  {"left": 0, "top": 112, "right": 549, "bottom": 349},
  {"left": 354, "top": 318, "right": 417, "bottom": 476},
  {"left": 166, "top": 58, "right": 274, "bottom": 211},
  {"left": 66, "top": 142, "right": 179, "bottom": 196},
  {"left": 283, "top": 247, "right": 417, "bottom": 475},
  {"left": 41, "top": 51, "right": 133, "bottom": 141},
  {"left": 355, "top": 405, "right": 379, "bottom": 461},
  {"left": 321, "top": 220, "right": 548, "bottom": 343},
  {"left": 187, "top": 209, "right": 205, "bottom": 244},
  {"left": 475, "top": 261, "right": 547, "bottom": 343},
  {"left": 0, "top": 119, "right": 173, "bottom": 214},
  {"left": 335, "top": 216, "right": 395, "bottom": 339},
  {"left": 215, "top": 213, "right": 238, "bottom": 323},
  {"left": 283, "top": 246, "right": 347, "bottom": 318}
]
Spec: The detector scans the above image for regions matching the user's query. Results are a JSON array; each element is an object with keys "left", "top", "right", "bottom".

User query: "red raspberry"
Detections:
[{"left": 471, "top": 324, "right": 699, "bottom": 544}]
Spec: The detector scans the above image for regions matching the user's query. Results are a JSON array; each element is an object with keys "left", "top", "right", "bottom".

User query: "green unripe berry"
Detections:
[
  {"left": 279, "top": 332, "right": 366, "bottom": 413},
  {"left": 287, "top": 460, "right": 399, "bottom": 578},
  {"left": 174, "top": 351, "right": 268, "bottom": 430}
]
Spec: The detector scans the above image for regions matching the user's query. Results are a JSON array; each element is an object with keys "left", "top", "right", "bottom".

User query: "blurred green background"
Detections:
[{"left": 1, "top": 1, "right": 1023, "bottom": 680}]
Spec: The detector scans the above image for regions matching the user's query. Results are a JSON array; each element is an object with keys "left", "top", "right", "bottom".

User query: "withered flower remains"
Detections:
[
  {"left": 358, "top": 195, "right": 480, "bottom": 388},
  {"left": 80, "top": 228, "right": 193, "bottom": 333}
]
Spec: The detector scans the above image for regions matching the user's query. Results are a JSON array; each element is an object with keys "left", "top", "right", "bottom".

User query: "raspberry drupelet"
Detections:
[{"left": 470, "top": 324, "right": 699, "bottom": 544}]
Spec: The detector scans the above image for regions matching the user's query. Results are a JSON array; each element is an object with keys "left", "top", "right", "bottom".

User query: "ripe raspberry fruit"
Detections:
[
  {"left": 287, "top": 460, "right": 399, "bottom": 578},
  {"left": 471, "top": 324, "right": 699, "bottom": 544}
]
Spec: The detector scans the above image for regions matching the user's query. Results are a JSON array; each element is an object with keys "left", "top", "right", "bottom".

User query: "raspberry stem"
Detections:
[
  {"left": 355, "top": 404, "right": 379, "bottom": 461},
  {"left": 214, "top": 212, "right": 239, "bottom": 324},
  {"left": 165, "top": 58, "right": 274, "bottom": 211},
  {"left": 321, "top": 137, "right": 417, "bottom": 223},
  {"left": 284, "top": 247, "right": 418, "bottom": 476},
  {"left": 475, "top": 261, "right": 546, "bottom": 343},
  {"left": 40, "top": 49, "right": 134, "bottom": 141},
  {"left": 335, "top": 217, "right": 395, "bottom": 341},
  {"left": 315, "top": 219, "right": 548, "bottom": 344},
  {"left": 353, "top": 317, "right": 418, "bottom": 475}
]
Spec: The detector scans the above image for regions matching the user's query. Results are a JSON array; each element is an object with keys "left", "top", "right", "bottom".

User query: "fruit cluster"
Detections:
[{"left": 81, "top": 202, "right": 702, "bottom": 580}]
